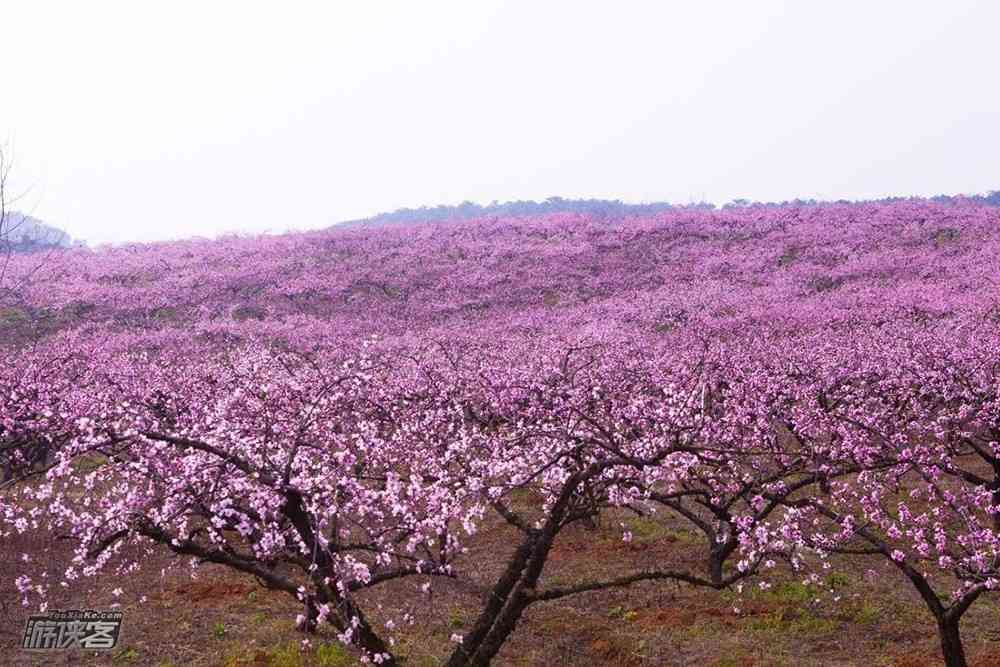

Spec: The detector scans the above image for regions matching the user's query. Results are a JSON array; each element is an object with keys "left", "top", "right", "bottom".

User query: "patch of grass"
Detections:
[
  {"left": 744, "top": 608, "right": 837, "bottom": 636},
  {"left": 729, "top": 579, "right": 815, "bottom": 605},
  {"left": 270, "top": 641, "right": 305, "bottom": 667},
  {"left": 315, "top": 641, "right": 355, "bottom": 667},
  {"left": 626, "top": 516, "right": 668, "bottom": 540},
  {"left": 767, "top": 581, "right": 814, "bottom": 604},
  {"left": 213, "top": 621, "right": 228, "bottom": 639},
  {"left": 112, "top": 647, "right": 141, "bottom": 663},
  {"left": 853, "top": 600, "right": 881, "bottom": 626},
  {"left": 826, "top": 571, "right": 851, "bottom": 589}
]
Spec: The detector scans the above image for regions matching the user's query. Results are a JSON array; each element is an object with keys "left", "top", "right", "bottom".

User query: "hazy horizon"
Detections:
[{"left": 3, "top": 1, "right": 999, "bottom": 245}]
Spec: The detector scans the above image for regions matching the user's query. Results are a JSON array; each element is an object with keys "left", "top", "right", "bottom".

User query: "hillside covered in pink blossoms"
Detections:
[
  {"left": 5, "top": 199, "right": 1000, "bottom": 347},
  {"left": 3, "top": 199, "right": 1000, "bottom": 666}
]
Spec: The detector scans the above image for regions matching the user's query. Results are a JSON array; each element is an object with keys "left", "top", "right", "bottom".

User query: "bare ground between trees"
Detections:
[{"left": 3, "top": 506, "right": 1000, "bottom": 667}]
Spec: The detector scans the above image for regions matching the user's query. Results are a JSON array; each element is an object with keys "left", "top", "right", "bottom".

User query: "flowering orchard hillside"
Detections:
[
  {"left": 2, "top": 201, "right": 1000, "bottom": 666},
  {"left": 6, "top": 200, "right": 1000, "bottom": 343}
]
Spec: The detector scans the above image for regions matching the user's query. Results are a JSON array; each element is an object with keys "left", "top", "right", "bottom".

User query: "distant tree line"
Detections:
[
  {"left": 723, "top": 190, "right": 1000, "bottom": 209},
  {"left": 337, "top": 196, "right": 708, "bottom": 228},
  {"left": 339, "top": 191, "right": 1000, "bottom": 228}
]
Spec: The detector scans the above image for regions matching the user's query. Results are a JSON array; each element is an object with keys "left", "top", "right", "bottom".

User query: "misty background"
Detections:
[{"left": 2, "top": 1, "right": 998, "bottom": 245}]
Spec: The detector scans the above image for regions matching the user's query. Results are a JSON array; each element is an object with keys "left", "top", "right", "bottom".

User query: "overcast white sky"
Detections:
[{"left": 3, "top": 1, "right": 999, "bottom": 244}]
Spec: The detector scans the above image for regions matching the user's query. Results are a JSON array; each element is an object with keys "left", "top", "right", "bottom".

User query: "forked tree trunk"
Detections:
[
  {"left": 449, "top": 474, "right": 585, "bottom": 665},
  {"left": 446, "top": 537, "right": 535, "bottom": 667}
]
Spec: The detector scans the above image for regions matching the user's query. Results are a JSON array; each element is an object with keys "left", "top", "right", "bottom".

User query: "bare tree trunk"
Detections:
[
  {"left": 708, "top": 549, "right": 725, "bottom": 587},
  {"left": 937, "top": 616, "right": 967, "bottom": 667}
]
